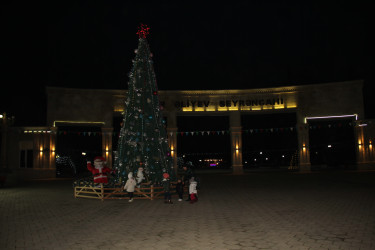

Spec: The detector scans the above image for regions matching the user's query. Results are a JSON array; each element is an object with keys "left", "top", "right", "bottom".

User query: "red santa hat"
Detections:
[
  {"left": 94, "top": 156, "right": 105, "bottom": 162},
  {"left": 163, "top": 173, "right": 169, "bottom": 179}
]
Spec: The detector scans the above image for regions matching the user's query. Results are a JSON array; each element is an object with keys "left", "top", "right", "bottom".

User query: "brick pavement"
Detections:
[{"left": 1, "top": 171, "right": 375, "bottom": 250}]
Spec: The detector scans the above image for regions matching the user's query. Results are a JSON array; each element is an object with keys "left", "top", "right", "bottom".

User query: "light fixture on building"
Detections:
[
  {"left": 106, "top": 146, "right": 109, "bottom": 157},
  {"left": 358, "top": 140, "right": 362, "bottom": 150},
  {"left": 304, "top": 114, "right": 358, "bottom": 124}
]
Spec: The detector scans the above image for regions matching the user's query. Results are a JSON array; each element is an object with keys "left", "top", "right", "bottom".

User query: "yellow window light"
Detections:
[
  {"left": 182, "top": 107, "right": 193, "bottom": 112},
  {"left": 286, "top": 104, "right": 297, "bottom": 108},
  {"left": 274, "top": 103, "right": 285, "bottom": 109},
  {"left": 217, "top": 106, "right": 228, "bottom": 111},
  {"left": 263, "top": 106, "right": 273, "bottom": 110},
  {"left": 228, "top": 106, "right": 239, "bottom": 111}
]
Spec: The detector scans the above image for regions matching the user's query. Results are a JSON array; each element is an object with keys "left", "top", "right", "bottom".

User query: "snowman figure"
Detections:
[{"left": 136, "top": 167, "right": 145, "bottom": 186}]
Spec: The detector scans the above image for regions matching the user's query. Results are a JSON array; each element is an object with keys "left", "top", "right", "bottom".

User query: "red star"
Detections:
[{"left": 136, "top": 23, "right": 150, "bottom": 39}]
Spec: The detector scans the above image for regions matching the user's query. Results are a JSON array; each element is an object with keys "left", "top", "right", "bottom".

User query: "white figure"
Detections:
[
  {"left": 124, "top": 172, "right": 137, "bottom": 202},
  {"left": 136, "top": 167, "right": 145, "bottom": 185}
]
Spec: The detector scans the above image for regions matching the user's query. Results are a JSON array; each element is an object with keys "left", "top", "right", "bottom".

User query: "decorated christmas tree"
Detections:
[{"left": 114, "top": 24, "right": 174, "bottom": 185}]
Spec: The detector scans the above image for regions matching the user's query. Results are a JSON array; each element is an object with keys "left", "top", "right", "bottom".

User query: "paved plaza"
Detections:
[{"left": 1, "top": 170, "right": 375, "bottom": 250}]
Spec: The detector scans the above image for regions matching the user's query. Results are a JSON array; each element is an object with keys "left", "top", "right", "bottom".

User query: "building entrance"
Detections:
[
  {"left": 309, "top": 119, "right": 356, "bottom": 169},
  {"left": 56, "top": 126, "right": 102, "bottom": 177},
  {"left": 241, "top": 113, "right": 298, "bottom": 170},
  {"left": 177, "top": 116, "right": 231, "bottom": 170}
]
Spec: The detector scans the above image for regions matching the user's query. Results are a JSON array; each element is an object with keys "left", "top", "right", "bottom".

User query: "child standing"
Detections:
[
  {"left": 162, "top": 173, "right": 173, "bottom": 204},
  {"left": 189, "top": 176, "right": 198, "bottom": 204},
  {"left": 124, "top": 172, "right": 137, "bottom": 202},
  {"left": 175, "top": 179, "right": 184, "bottom": 201},
  {"left": 182, "top": 165, "right": 194, "bottom": 201}
]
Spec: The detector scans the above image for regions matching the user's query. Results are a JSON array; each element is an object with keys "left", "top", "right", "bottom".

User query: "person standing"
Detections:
[
  {"left": 175, "top": 178, "right": 184, "bottom": 201},
  {"left": 189, "top": 177, "right": 198, "bottom": 204},
  {"left": 124, "top": 172, "right": 137, "bottom": 202},
  {"left": 182, "top": 166, "right": 193, "bottom": 185},
  {"left": 182, "top": 166, "right": 194, "bottom": 201},
  {"left": 162, "top": 173, "right": 173, "bottom": 204}
]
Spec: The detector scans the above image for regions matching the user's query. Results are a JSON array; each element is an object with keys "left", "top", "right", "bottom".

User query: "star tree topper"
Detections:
[{"left": 137, "top": 23, "right": 150, "bottom": 39}]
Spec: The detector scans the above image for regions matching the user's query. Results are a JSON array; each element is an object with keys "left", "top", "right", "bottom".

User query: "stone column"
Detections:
[
  {"left": 34, "top": 133, "right": 41, "bottom": 169},
  {"left": 36, "top": 132, "right": 49, "bottom": 169},
  {"left": 102, "top": 127, "right": 113, "bottom": 168},
  {"left": 230, "top": 112, "right": 243, "bottom": 174},
  {"left": 166, "top": 111, "right": 178, "bottom": 174},
  {"left": 297, "top": 122, "right": 311, "bottom": 172},
  {"left": 167, "top": 127, "right": 178, "bottom": 174},
  {"left": 355, "top": 122, "right": 365, "bottom": 164},
  {"left": 49, "top": 127, "right": 57, "bottom": 170}
]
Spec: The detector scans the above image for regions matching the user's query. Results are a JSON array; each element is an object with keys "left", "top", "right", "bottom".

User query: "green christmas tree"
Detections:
[{"left": 114, "top": 24, "right": 174, "bottom": 184}]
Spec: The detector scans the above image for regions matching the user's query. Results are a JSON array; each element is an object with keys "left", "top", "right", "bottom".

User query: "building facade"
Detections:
[{"left": 1, "top": 80, "right": 374, "bottom": 181}]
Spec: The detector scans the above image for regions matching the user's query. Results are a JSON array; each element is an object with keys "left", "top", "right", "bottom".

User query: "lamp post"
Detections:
[
  {"left": 0, "top": 113, "right": 8, "bottom": 169},
  {"left": 0, "top": 113, "right": 13, "bottom": 186},
  {"left": 0, "top": 113, "right": 14, "bottom": 169}
]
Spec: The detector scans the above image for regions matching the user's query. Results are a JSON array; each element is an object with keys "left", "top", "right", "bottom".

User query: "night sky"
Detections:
[{"left": 1, "top": 1, "right": 373, "bottom": 126}]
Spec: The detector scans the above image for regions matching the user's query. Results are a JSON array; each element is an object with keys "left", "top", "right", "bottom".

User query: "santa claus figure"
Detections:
[{"left": 87, "top": 156, "right": 112, "bottom": 184}]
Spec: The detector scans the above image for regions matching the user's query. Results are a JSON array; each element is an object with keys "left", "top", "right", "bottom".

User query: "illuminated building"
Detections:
[{"left": 1, "top": 80, "right": 374, "bottom": 180}]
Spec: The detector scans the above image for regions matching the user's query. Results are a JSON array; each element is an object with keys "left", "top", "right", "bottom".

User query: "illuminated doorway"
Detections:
[
  {"left": 309, "top": 119, "right": 356, "bottom": 169},
  {"left": 56, "top": 126, "right": 102, "bottom": 177},
  {"left": 177, "top": 116, "right": 231, "bottom": 170},
  {"left": 242, "top": 113, "right": 298, "bottom": 170}
]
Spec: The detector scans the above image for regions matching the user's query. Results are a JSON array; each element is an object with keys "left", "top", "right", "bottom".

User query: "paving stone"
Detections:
[{"left": 1, "top": 171, "right": 375, "bottom": 249}]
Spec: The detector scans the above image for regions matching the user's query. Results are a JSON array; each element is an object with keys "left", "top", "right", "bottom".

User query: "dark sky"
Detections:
[{"left": 1, "top": 1, "right": 373, "bottom": 126}]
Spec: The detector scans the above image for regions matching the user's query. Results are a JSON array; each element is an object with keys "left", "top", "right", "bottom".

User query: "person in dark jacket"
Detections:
[
  {"left": 182, "top": 166, "right": 194, "bottom": 201},
  {"left": 182, "top": 166, "right": 193, "bottom": 185},
  {"left": 175, "top": 178, "right": 184, "bottom": 201},
  {"left": 162, "top": 172, "right": 173, "bottom": 204}
]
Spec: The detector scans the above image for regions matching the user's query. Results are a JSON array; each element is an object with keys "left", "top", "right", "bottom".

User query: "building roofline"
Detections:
[{"left": 45, "top": 79, "right": 364, "bottom": 95}]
